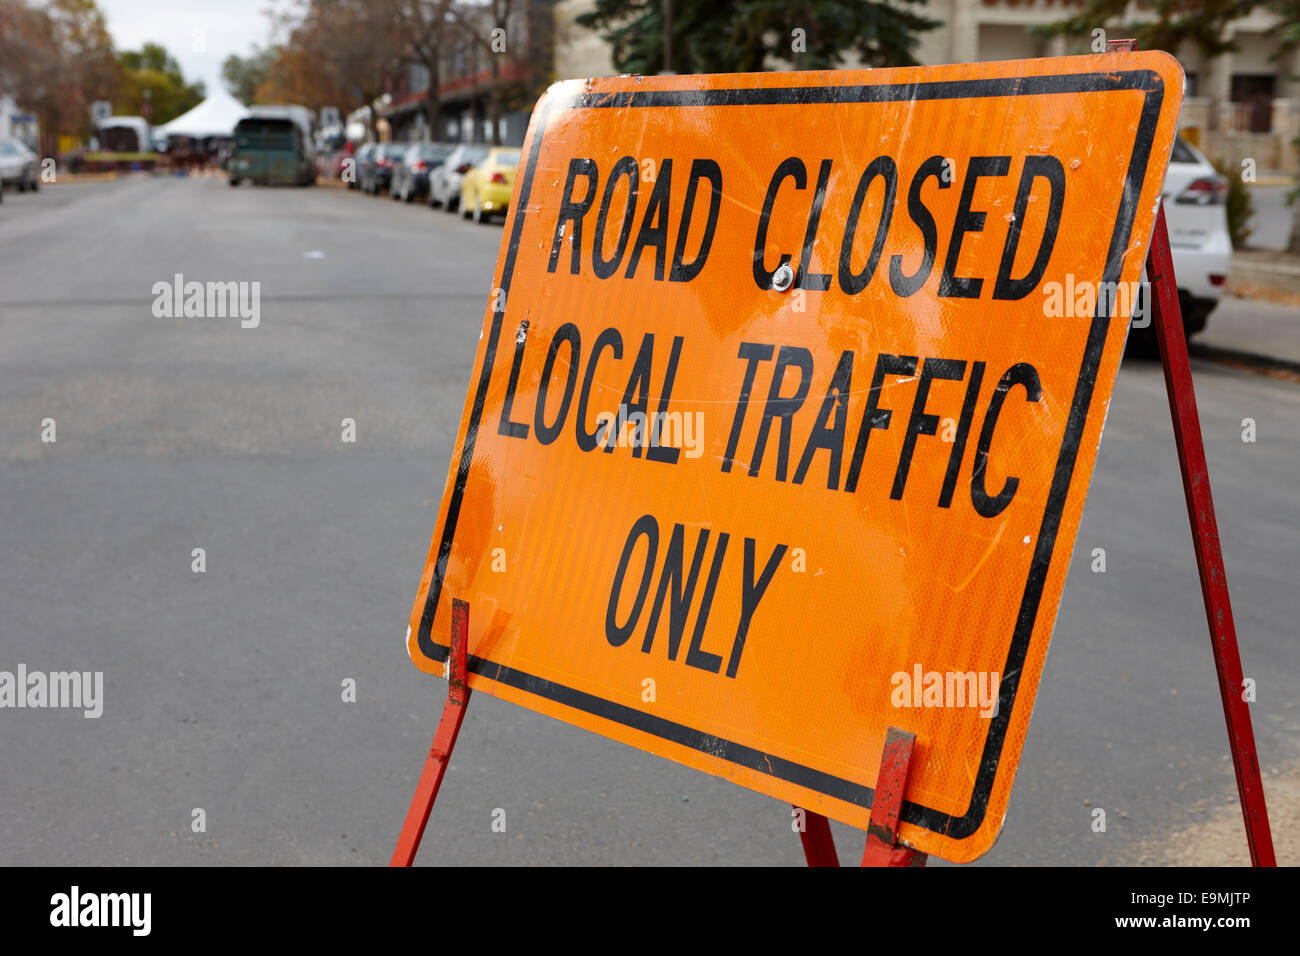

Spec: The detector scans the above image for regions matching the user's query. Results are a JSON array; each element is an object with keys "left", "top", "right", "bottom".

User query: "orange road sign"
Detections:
[{"left": 407, "top": 53, "right": 1184, "bottom": 862}]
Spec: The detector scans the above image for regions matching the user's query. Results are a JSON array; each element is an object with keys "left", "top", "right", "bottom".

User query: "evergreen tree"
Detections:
[{"left": 576, "top": 0, "right": 940, "bottom": 75}]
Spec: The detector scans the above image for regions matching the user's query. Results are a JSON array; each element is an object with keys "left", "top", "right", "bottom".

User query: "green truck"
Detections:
[{"left": 229, "top": 106, "right": 316, "bottom": 187}]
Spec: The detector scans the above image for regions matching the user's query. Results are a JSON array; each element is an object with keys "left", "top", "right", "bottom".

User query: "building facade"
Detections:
[
  {"left": 914, "top": 0, "right": 1300, "bottom": 173},
  {"left": 0, "top": 94, "right": 40, "bottom": 150},
  {"left": 379, "top": 0, "right": 556, "bottom": 146}
]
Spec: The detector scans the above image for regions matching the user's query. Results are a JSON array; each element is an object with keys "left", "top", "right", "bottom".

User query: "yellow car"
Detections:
[{"left": 460, "top": 147, "right": 521, "bottom": 224}]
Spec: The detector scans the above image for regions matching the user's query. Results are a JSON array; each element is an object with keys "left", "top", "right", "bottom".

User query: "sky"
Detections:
[{"left": 97, "top": 0, "right": 280, "bottom": 101}]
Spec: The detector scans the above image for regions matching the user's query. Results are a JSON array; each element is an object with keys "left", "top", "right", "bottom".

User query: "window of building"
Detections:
[
  {"left": 1231, "top": 74, "right": 1275, "bottom": 132},
  {"left": 411, "top": 63, "right": 430, "bottom": 94}
]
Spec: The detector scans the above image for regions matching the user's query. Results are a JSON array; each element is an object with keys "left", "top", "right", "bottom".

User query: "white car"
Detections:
[
  {"left": 429, "top": 143, "right": 489, "bottom": 212},
  {"left": 1160, "top": 135, "right": 1232, "bottom": 338},
  {"left": 0, "top": 138, "right": 40, "bottom": 194}
]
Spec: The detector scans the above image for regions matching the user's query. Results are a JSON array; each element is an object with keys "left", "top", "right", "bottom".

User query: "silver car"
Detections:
[
  {"left": 0, "top": 139, "right": 40, "bottom": 195},
  {"left": 390, "top": 142, "right": 454, "bottom": 202},
  {"left": 429, "top": 143, "right": 489, "bottom": 211}
]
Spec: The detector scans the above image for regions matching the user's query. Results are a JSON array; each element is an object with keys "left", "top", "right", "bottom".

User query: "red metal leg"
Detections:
[
  {"left": 1145, "top": 210, "right": 1277, "bottom": 866},
  {"left": 390, "top": 598, "right": 472, "bottom": 867},
  {"left": 861, "top": 727, "right": 926, "bottom": 866},
  {"left": 796, "top": 807, "right": 839, "bottom": 866}
]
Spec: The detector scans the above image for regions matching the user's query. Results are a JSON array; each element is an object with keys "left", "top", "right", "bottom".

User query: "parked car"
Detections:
[
  {"left": 362, "top": 143, "right": 408, "bottom": 195},
  {"left": 1128, "top": 136, "right": 1227, "bottom": 348},
  {"left": 460, "top": 147, "right": 521, "bottom": 223},
  {"left": 430, "top": 143, "right": 489, "bottom": 211},
  {"left": 1130, "top": 135, "right": 1232, "bottom": 349},
  {"left": 1160, "top": 135, "right": 1232, "bottom": 338},
  {"left": 390, "top": 142, "right": 454, "bottom": 202},
  {"left": 349, "top": 143, "right": 375, "bottom": 190},
  {"left": 0, "top": 139, "right": 40, "bottom": 193}
]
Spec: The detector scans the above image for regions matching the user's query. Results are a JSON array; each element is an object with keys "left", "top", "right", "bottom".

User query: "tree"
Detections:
[
  {"left": 222, "top": 45, "right": 281, "bottom": 104},
  {"left": 260, "top": 0, "right": 404, "bottom": 140},
  {"left": 0, "top": 0, "right": 119, "bottom": 156},
  {"left": 117, "top": 42, "right": 205, "bottom": 124},
  {"left": 450, "top": 0, "right": 520, "bottom": 145},
  {"left": 387, "top": 0, "right": 457, "bottom": 140},
  {"left": 576, "top": 0, "right": 940, "bottom": 75},
  {"left": 1038, "top": 0, "right": 1252, "bottom": 58},
  {"left": 1272, "top": 1, "right": 1300, "bottom": 253}
]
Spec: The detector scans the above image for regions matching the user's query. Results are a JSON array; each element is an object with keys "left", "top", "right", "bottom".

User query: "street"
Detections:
[{"left": 1, "top": 175, "right": 1296, "bottom": 866}]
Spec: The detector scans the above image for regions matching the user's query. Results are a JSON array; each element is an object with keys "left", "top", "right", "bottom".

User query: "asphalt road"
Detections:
[{"left": 1, "top": 176, "right": 1297, "bottom": 866}]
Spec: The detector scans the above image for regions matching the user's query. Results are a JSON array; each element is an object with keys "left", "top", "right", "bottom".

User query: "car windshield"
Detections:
[
  {"left": 424, "top": 144, "right": 453, "bottom": 159},
  {"left": 494, "top": 151, "right": 520, "bottom": 166},
  {"left": 383, "top": 144, "right": 408, "bottom": 158},
  {"left": 0, "top": 141, "right": 19, "bottom": 155}
]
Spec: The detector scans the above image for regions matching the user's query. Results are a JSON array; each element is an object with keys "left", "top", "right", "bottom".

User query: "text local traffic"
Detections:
[{"left": 502, "top": 152, "right": 1063, "bottom": 676}]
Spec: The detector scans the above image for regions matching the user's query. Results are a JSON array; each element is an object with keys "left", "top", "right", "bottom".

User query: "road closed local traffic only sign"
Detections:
[{"left": 407, "top": 53, "right": 1184, "bottom": 862}]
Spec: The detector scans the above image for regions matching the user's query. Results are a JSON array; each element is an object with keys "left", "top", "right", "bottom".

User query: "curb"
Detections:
[
  {"left": 1229, "top": 256, "right": 1300, "bottom": 298},
  {"left": 46, "top": 172, "right": 119, "bottom": 184},
  {"left": 1190, "top": 342, "right": 1300, "bottom": 378}
]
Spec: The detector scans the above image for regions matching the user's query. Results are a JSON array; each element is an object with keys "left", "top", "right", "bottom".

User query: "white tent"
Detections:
[{"left": 157, "top": 89, "right": 249, "bottom": 139}]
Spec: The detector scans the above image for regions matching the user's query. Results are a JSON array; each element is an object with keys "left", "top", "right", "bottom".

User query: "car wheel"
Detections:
[
  {"left": 474, "top": 194, "right": 489, "bottom": 224},
  {"left": 461, "top": 192, "right": 472, "bottom": 219},
  {"left": 229, "top": 178, "right": 240, "bottom": 187},
  {"left": 446, "top": 194, "right": 458, "bottom": 213},
  {"left": 29, "top": 175, "right": 39, "bottom": 192}
]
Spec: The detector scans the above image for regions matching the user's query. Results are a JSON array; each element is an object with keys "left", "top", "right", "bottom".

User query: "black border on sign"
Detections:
[{"left": 417, "top": 68, "right": 1167, "bottom": 844}]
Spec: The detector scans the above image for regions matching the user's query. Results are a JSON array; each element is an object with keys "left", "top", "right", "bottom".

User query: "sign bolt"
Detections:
[{"left": 771, "top": 263, "right": 795, "bottom": 292}]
